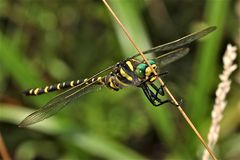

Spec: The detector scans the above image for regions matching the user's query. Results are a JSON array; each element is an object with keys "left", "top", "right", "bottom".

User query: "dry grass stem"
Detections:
[
  {"left": 0, "top": 133, "right": 11, "bottom": 160},
  {"left": 102, "top": 1, "right": 217, "bottom": 159},
  {"left": 202, "top": 44, "right": 238, "bottom": 160}
]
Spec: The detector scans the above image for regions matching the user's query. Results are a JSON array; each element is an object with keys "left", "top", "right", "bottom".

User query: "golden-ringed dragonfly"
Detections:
[{"left": 19, "top": 26, "right": 216, "bottom": 127}]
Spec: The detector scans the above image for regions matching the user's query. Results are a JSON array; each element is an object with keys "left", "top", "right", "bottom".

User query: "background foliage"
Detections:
[{"left": 0, "top": 0, "right": 239, "bottom": 159}]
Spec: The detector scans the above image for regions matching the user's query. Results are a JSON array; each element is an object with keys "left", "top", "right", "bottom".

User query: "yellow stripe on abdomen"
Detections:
[
  {"left": 120, "top": 68, "right": 133, "bottom": 81},
  {"left": 44, "top": 86, "right": 49, "bottom": 93},
  {"left": 126, "top": 61, "right": 134, "bottom": 71},
  {"left": 33, "top": 88, "right": 40, "bottom": 95}
]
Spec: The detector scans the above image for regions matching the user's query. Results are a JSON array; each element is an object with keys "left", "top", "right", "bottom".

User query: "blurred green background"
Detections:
[{"left": 0, "top": 0, "right": 239, "bottom": 159}]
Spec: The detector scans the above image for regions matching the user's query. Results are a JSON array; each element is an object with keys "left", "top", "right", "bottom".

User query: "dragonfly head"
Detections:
[{"left": 135, "top": 60, "right": 157, "bottom": 81}]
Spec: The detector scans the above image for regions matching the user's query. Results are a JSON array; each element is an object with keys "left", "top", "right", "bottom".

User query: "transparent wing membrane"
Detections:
[
  {"left": 19, "top": 81, "right": 102, "bottom": 127},
  {"left": 131, "top": 26, "right": 216, "bottom": 59},
  {"left": 153, "top": 47, "right": 190, "bottom": 68}
]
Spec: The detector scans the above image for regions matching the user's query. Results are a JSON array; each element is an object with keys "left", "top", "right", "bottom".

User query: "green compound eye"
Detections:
[
  {"left": 148, "top": 60, "right": 155, "bottom": 65},
  {"left": 135, "top": 60, "right": 156, "bottom": 78},
  {"left": 135, "top": 63, "right": 147, "bottom": 78}
]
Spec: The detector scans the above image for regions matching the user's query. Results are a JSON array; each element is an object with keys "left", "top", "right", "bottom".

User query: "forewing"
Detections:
[
  {"left": 131, "top": 26, "right": 216, "bottom": 59},
  {"left": 153, "top": 47, "right": 190, "bottom": 68},
  {"left": 19, "top": 81, "right": 102, "bottom": 127}
]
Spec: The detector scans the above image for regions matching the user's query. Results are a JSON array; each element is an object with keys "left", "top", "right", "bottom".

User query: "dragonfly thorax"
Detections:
[{"left": 104, "top": 59, "right": 157, "bottom": 91}]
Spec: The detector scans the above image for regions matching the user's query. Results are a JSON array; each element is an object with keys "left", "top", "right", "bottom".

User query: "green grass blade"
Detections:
[
  {"left": 70, "top": 133, "right": 147, "bottom": 160},
  {"left": 0, "top": 32, "right": 49, "bottom": 105},
  {"left": 107, "top": 0, "right": 176, "bottom": 146},
  {"left": 188, "top": 0, "right": 230, "bottom": 125},
  {"left": 0, "top": 104, "right": 146, "bottom": 160},
  {"left": 185, "top": 0, "right": 230, "bottom": 157},
  {"left": 0, "top": 33, "right": 42, "bottom": 89},
  {"left": 0, "top": 104, "right": 66, "bottom": 134}
]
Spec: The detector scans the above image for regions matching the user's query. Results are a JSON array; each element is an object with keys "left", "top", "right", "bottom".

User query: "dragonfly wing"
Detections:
[
  {"left": 153, "top": 47, "right": 190, "bottom": 68},
  {"left": 131, "top": 26, "right": 216, "bottom": 59},
  {"left": 19, "top": 81, "right": 102, "bottom": 127}
]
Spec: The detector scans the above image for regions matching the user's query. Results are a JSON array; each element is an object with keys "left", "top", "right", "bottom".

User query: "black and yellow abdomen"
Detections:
[
  {"left": 24, "top": 77, "right": 104, "bottom": 96},
  {"left": 24, "top": 80, "right": 81, "bottom": 96}
]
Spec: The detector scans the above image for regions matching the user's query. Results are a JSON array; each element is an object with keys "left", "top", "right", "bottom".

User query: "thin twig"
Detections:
[
  {"left": 202, "top": 44, "right": 238, "bottom": 160},
  {"left": 0, "top": 133, "right": 11, "bottom": 160},
  {"left": 102, "top": 0, "right": 217, "bottom": 159}
]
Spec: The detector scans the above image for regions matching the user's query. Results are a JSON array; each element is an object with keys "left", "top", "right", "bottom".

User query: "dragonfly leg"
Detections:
[
  {"left": 150, "top": 83, "right": 184, "bottom": 107},
  {"left": 141, "top": 84, "right": 170, "bottom": 106},
  {"left": 139, "top": 71, "right": 180, "bottom": 106},
  {"left": 150, "top": 83, "right": 164, "bottom": 96},
  {"left": 157, "top": 71, "right": 168, "bottom": 77}
]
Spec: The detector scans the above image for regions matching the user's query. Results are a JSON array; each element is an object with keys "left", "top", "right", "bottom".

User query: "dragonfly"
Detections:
[{"left": 19, "top": 26, "right": 216, "bottom": 127}]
